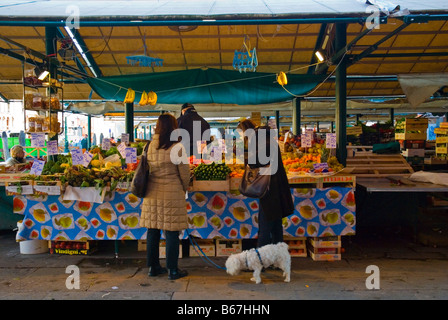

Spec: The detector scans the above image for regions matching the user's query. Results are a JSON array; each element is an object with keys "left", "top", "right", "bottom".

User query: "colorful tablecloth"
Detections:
[{"left": 13, "top": 187, "right": 355, "bottom": 241}]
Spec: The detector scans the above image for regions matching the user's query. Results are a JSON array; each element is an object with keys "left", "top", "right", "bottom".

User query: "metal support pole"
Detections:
[
  {"left": 335, "top": 23, "right": 347, "bottom": 166},
  {"left": 125, "top": 103, "right": 134, "bottom": 142},
  {"left": 87, "top": 114, "right": 92, "bottom": 150},
  {"left": 390, "top": 108, "right": 394, "bottom": 125},
  {"left": 292, "top": 98, "right": 301, "bottom": 135},
  {"left": 275, "top": 110, "right": 280, "bottom": 136}
]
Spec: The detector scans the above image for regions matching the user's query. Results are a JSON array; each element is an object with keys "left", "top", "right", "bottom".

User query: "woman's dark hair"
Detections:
[{"left": 155, "top": 113, "right": 178, "bottom": 150}]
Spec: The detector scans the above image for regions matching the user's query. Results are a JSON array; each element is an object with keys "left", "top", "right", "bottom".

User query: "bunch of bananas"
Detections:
[
  {"left": 137, "top": 90, "right": 157, "bottom": 106},
  {"left": 124, "top": 88, "right": 135, "bottom": 103}
]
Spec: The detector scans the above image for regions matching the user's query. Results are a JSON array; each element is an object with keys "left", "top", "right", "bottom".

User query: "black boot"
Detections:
[
  {"left": 148, "top": 265, "right": 167, "bottom": 277},
  {"left": 168, "top": 269, "right": 188, "bottom": 280}
]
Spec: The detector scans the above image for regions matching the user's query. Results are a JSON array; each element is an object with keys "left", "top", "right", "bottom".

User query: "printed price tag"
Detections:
[
  {"left": 30, "top": 159, "right": 45, "bottom": 176},
  {"left": 71, "top": 148, "right": 85, "bottom": 166},
  {"left": 121, "top": 133, "right": 130, "bottom": 145},
  {"left": 47, "top": 140, "right": 59, "bottom": 155},
  {"left": 30, "top": 133, "right": 45, "bottom": 148},
  {"left": 117, "top": 142, "right": 127, "bottom": 158},
  {"left": 102, "top": 138, "right": 111, "bottom": 151},
  {"left": 326, "top": 133, "right": 337, "bottom": 149},
  {"left": 125, "top": 147, "right": 137, "bottom": 164}
]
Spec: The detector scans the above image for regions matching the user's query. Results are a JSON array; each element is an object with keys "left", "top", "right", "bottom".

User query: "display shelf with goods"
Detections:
[
  {"left": 5, "top": 137, "right": 355, "bottom": 262},
  {"left": 434, "top": 123, "right": 448, "bottom": 160}
]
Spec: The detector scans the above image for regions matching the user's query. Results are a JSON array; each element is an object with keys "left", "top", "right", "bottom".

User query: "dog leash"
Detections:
[
  {"left": 186, "top": 230, "right": 227, "bottom": 271},
  {"left": 245, "top": 248, "right": 264, "bottom": 269}
]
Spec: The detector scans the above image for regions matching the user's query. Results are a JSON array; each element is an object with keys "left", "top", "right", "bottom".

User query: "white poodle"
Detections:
[{"left": 225, "top": 242, "right": 291, "bottom": 284}]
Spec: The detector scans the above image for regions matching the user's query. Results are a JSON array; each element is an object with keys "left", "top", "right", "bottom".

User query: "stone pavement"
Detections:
[{"left": 0, "top": 229, "right": 447, "bottom": 301}]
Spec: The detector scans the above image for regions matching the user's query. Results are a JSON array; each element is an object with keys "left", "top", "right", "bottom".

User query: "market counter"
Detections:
[{"left": 11, "top": 175, "right": 356, "bottom": 241}]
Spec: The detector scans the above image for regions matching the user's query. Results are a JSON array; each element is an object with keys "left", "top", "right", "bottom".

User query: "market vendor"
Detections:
[
  {"left": 177, "top": 103, "right": 211, "bottom": 157},
  {"left": 4, "top": 145, "right": 26, "bottom": 167}
]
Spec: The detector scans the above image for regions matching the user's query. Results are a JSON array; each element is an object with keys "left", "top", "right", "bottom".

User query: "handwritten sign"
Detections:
[
  {"left": 102, "top": 138, "right": 111, "bottom": 151},
  {"left": 125, "top": 147, "right": 137, "bottom": 164},
  {"left": 47, "top": 140, "right": 59, "bottom": 155},
  {"left": 117, "top": 142, "right": 127, "bottom": 158},
  {"left": 326, "top": 133, "right": 337, "bottom": 149},
  {"left": 71, "top": 148, "right": 85, "bottom": 166},
  {"left": 313, "top": 162, "right": 329, "bottom": 170},
  {"left": 30, "top": 133, "right": 45, "bottom": 148},
  {"left": 83, "top": 151, "right": 93, "bottom": 167},
  {"left": 121, "top": 133, "right": 130, "bottom": 145},
  {"left": 30, "top": 159, "right": 45, "bottom": 176},
  {"left": 301, "top": 134, "right": 312, "bottom": 148}
]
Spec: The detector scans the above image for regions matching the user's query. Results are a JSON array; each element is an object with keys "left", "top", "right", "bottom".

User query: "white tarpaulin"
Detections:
[{"left": 398, "top": 73, "right": 448, "bottom": 107}]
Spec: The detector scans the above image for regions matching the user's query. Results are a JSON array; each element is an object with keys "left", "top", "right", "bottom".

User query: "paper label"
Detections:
[
  {"left": 47, "top": 140, "right": 59, "bottom": 155},
  {"left": 102, "top": 138, "right": 111, "bottom": 151},
  {"left": 326, "top": 133, "right": 337, "bottom": 149},
  {"left": 30, "top": 159, "right": 45, "bottom": 176},
  {"left": 125, "top": 147, "right": 137, "bottom": 164},
  {"left": 117, "top": 142, "right": 127, "bottom": 158},
  {"left": 30, "top": 133, "right": 45, "bottom": 148},
  {"left": 121, "top": 133, "right": 130, "bottom": 145},
  {"left": 71, "top": 148, "right": 85, "bottom": 166}
]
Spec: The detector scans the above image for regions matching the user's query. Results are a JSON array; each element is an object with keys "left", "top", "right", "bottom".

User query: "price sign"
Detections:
[
  {"left": 30, "top": 133, "right": 45, "bottom": 148},
  {"left": 47, "top": 140, "right": 59, "bottom": 156},
  {"left": 326, "top": 133, "right": 337, "bottom": 149},
  {"left": 301, "top": 134, "right": 312, "bottom": 148},
  {"left": 121, "top": 133, "right": 130, "bottom": 145},
  {"left": 117, "top": 142, "right": 127, "bottom": 158},
  {"left": 210, "top": 146, "right": 222, "bottom": 163},
  {"left": 125, "top": 147, "right": 137, "bottom": 164},
  {"left": 30, "top": 159, "right": 45, "bottom": 176},
  {"left": 83, "top": 151, "right": 94, "bottom": 167},
  {"left": 102, "top": 138, "right": 111, "bottom": 151},
  {"left": 313, "top": 162, "right": 329, "bottom": 170},
  {"left": 71, "top": 148, "right": 85, "bottom": 166}
]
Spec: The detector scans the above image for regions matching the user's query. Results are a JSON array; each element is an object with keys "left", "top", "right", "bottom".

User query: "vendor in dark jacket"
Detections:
[
  {"left": 177, "top": 103, "right": 211, "bottom": 157},
  {"left": 238, "top": 121, "right": 294, "bottom": 248}
]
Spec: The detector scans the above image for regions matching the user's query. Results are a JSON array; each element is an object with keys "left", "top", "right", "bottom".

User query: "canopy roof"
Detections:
[{"left": 0, "top": 0, "right": 447, "bottom": 116}]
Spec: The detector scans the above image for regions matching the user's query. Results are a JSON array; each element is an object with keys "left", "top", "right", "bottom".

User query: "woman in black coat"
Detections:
[{"left": 237, "top": 120, "right": 294, "bottom": 247}]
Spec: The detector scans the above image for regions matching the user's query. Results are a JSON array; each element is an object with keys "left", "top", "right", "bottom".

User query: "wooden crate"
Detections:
[
  {"left": 284, "top": 237, "right": 307, "bottom": 257},
  {"left": 49, "top": 240, "right": 97, "bottom": 255},
  {"left": 288, "top": 174, "right": 356, "bottom": 188},
  {"left": 395, "top": 118, "right": 428, "bottom": 141},
  {"left": 189, "top": 239, "right": 216, "bottom": 257},
  {"left": 191, "top": 177, "right": 229, "bottom": 192},
  {"left": 308, "top": 236, "right": 341, "bottom": 261},
  {"left": 229, "top": 177, "right": 242, "bottom": 191},
  {"left": 346, "top": 153, "right": 414, "bottom": 178},
  {"left": 32, "top": 180, "right": 62, "bottom": 195},
  {"left": 4, "top": 180, "right": 34, "bottom": 195},
  {"left": 216, "top": 239, "right": 242, "bottom": 256}
]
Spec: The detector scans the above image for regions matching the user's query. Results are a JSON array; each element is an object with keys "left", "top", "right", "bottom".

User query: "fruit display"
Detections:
[
  {"left": 229, "top": 164, "right": 245, "bottom": 178},
  {"left": 193, "top": 162, "right": 232, "bottom": 180}
]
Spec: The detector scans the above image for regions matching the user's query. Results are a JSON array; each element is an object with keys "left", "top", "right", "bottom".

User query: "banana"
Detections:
[
  {"left": 124, "top": 88, "right": 135, "bottom": 103},
  {"left": 277, "top": 71, "right": 287, "bottom": 86},
  {"left": 139, "top": 91, "right": 148, "bottom": 106},
  {"left": 148, "top": 91, "right": 157, "bottom": 106}
]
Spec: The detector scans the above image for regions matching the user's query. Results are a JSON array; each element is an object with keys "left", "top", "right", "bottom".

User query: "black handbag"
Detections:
[
  {"left": 130, "top": 142, "right": 150, "bottom": 198},
  {"left": 239, "top": 165, "right": 271, "bottom": 199}
]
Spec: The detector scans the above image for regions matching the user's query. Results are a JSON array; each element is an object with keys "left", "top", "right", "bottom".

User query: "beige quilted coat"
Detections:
[{"left": 139, "top": 134, "right": 190, "bottom": 231}]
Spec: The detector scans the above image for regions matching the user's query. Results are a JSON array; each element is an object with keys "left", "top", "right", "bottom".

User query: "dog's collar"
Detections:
[{"left": 246, "top": 248, "right": 264, "bottom": 269}]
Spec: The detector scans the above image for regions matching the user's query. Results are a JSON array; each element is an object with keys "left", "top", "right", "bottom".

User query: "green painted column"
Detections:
[
  {"left": 87, "top": 114, "right": 92, "bottom": 149},
  {"left": 275, "top": 110, "right": 280, "bottom": 136},
  {"left": 292, "top": 98, "right": 301, "bottom": 135},
  {"left": 125, "top": 102, "right": 134, "bottom": 142},
  {"left": 335, "top": 23, "right": 347, "bottom": 166},
  {"left": 390, "top": 108, "right": 394, "bottom": 124}
]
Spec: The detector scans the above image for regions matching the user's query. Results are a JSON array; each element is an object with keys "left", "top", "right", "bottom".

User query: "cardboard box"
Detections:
[
  {"left": 189, "top": 239, "right": 216, "bottom": 257},
  {"left": 308, "top": 245, "right": 341, "bottom": 261},
  {"left": 216, "top": 239, "right": 242, "bottom": 256},
  {"left": 436, "top": 136, "right": 448, "bottom": 144},
  {"left": 436, "top": 146, "right": 448, "bottom": 154},
  {"left": 395, "top": 132, "right": 427, "bottom": 141},
  {"left": 401, "top": 149, "right": 425, "bottom": 158}
]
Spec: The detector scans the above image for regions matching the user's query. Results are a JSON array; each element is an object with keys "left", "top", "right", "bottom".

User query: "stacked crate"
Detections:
[
  {"left": 396, "top": 118, "right": 428, "bottom": 167},
  {"left": 284, "top": 237, "right": 307, "bottom": 257},
  {"left": 308, "top": 236, "right": 341, "bottom": 261},
  {"left": 435, "top": 122, "right": 448, "bottom": 161}
]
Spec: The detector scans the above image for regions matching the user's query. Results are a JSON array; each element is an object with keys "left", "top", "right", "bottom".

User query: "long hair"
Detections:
[{"left": 154, "top": 113, "right": 178, "bottom": 150}]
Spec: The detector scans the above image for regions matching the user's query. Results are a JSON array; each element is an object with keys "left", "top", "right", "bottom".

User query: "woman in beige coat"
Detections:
[{"left": 140, "top": 113, "right": 190, "bottom": 280}]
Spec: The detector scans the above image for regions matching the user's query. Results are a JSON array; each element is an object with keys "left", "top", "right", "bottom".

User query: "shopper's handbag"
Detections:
[
  {"left": 130, "top": 142, "right": 150, "bottom": 198},
  {"left": 239, "top": 165, "right": 271, "bottom": 199}
]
